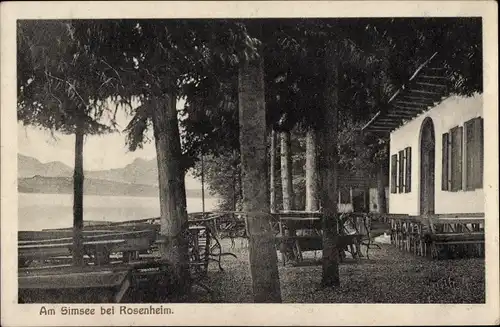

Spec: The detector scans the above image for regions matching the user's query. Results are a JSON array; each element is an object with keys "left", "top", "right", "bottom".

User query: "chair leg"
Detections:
[
  {"left": 349, "top": 244, "right": 356, "bottom": 259},
  {"left": 295, "top": 241, "right": 303, "bottom": 262}
]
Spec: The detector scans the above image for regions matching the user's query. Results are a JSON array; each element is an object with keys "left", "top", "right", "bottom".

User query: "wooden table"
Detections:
[
  {"left": 18, "top": 260, "right": 172, "bottom": 303},
  {"left": 275, "top": 212, "right": 367, "bottom": 265},
  {"left": 18, "top": 229, "right": 158, "bottom": 267}
]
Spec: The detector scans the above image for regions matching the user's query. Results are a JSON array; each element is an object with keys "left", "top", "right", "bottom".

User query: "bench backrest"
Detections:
[{"left": 18, "top": 229, "right": 158, "bottom": 262}]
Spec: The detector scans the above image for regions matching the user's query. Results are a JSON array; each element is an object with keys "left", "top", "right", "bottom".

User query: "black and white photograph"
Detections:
[{"left": 1, "top": 1, "right": 498, "bottom": 326}]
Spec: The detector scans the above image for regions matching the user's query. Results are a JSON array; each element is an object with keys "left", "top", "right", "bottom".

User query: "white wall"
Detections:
[{"left": 389, "top": 93, "right": 483, "bottom": 215}]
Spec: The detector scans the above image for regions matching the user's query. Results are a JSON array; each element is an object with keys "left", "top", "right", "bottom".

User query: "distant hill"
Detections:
[
  {"left": 17, "top": 154, "right": 209, "bottom": 198},
  {"left": 85, "top": 157, "right": 159, "bottom": 185},
  {"left": 86, "top": 158, "right": 202, "bottom": 190},
  {"left": 18, "top": 176, "right": 205, "bottom": 198},
  {"left": 18, "top": 154, "right": 73, "bottom": 178}
]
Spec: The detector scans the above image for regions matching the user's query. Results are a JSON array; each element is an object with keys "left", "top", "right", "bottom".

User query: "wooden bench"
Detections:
[
  {"left": 19, "top": 239, "right": 126, "bottom": 264},
  {"left": 18, "top": 259, "right": 173, "bottom": 303},
  {"left": 387, "top": 213, "right": 484, "bottom": 258},
  {"left": 18, "top": 229, "right": 157, "bottom": 267},
  {"left": 425, "top": 214, "right": 484, "bottom": 259}
]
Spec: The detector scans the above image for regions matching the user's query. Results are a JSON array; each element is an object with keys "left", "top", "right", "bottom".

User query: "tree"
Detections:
[
  {"left": 181, "top": 19, "right": 383, "bottom": 286},
  {"left": 134, "top": 18, "right": 482, "bottom": 291},
  {"left": 337, "top": 115, "right": 389, "bottom": 211},
  {"left": 187, "top": 18, "right": 483, "bottom": 288},
  {"left": 238, "top": 25, "right": 282, "bottom": 303},
  {"left": 276, "top": 21, "right": 383, "bottom": 285},
  {"left": 318, "top": 41, "right": 341, "bottom": 287},
  {"left": 149, "top": 93, "right": 191, "bottom": 296},
  {"left": 280, "top": 130, "right": 294, "bottom": 211},
  {"left": 191, "top": 150, "right": 242, "bottom": 211},
  {"left": 70, "top": 20, "right": 261, "bottom": 297},
  {"left": 17, "top": 20, "right": 121, "bottom": 266},
  {"left": 305, "top": 128, "right": 319, "bottom": 212},
  {"left": 269, "top": 130, "right": 278, "bottom": 213},
  {"left": 364, "top": 18, "right": 482, "bottom": 96},
  {"left": 180, "top": 71, "right": 240, "bottom": 167}
]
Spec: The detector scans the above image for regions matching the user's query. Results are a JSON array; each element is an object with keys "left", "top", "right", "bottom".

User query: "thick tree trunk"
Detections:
[
  {"left": 201, "top": 155, "right": 205, "bottom": 214},
  {"left": 270, "top": 129, "right": 277, "bottom": 213},
  {"left": 151, "top": 94, "right": 190, "bottom": 297},
  {"left": 377, "top": 163, "right": 388, "bottom": 214},
  {"left": 319, "top": 42, "right": 340, "bottom": 287},
  {"left": 233, "top": 166, "right": 238, "bottom": 212},
  {"left": 232, "top": 149, "right": 239, "bottom": 211},
  {"left": 280, "top": 130, "right": 294, "bottom": 211},
  {"left": 238, "top": 42, "right": 282, "bottom": 303},
  {"left": 72, "top": 117, "right": 84, "bottom": 267},
  {"left": 238, "top": 165, "right": 243, "bottom": 211},
  {"left": 305, "top": 128, "right": 319, "bottom": 212}
]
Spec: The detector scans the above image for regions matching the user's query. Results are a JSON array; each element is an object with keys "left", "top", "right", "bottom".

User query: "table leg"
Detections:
[
  {"left": 114, "top": 274, "right": 131, "bottom": 303},
  {"left": 94, "top": 245, "right": 110, "bottom": 265},
  {"left": 294, "top": 240, "right": 303, "bottom": 262},
  {"left": 123, "top": 251, "right": 131, "bottom": 263}
]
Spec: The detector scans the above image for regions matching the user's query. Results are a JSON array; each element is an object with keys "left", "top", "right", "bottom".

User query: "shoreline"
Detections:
[{"left": 18, "top": 191, "right": 216, "bottom": 199}]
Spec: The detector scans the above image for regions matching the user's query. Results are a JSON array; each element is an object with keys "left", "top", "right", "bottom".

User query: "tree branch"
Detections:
[
  {"left": 45, "top": 71, "right": 87, "bottom": 109},
  {"left": 100, "top": 59, "right": 123, "bottom": 84}
]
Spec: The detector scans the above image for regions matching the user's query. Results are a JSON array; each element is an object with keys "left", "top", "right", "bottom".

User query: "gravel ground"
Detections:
[{"left": 190, "top": 238, "right": 485, "bottom": 303}]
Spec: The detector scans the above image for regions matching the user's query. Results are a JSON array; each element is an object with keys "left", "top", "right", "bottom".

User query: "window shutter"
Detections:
[
  {"left": 442, "top": 133, "right": 450, "bottom": 190},
  {"left": 450, "top": 126, "right": 463, "bottom": 191},
  {"left": 391, "top": 154, "right": 397, "bottom": 193},
  {"left": 475, "top": 117, "right": 484, "bottom": 188},
  {"left": 464, "top": 117, "right": 484, "bottom": 190},
  {"left": 465, "top": 119, "right": 475, "bottom": 190},
  {"left": 398, "top": 150, "right": 405, "bottom": 193},
  {"left": 405, "top": 147, "right": 412, "bottom": 193}
]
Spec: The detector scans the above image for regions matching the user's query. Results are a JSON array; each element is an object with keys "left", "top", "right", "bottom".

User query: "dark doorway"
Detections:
[
  {"left": 420, "top": 118, "right": 436, "bottom": 215},
  {"left": 352, "top": 188, "right": 368, "bottom": 213}
]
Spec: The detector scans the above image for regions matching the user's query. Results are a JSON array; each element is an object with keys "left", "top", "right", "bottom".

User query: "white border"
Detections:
[{"left": 1, "top": 1, "right": 498, "bottom": 326}]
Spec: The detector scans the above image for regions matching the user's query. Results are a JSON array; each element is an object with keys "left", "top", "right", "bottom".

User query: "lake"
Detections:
[{"left": 18, "top": 193, "right": 221, "bottom": 231}]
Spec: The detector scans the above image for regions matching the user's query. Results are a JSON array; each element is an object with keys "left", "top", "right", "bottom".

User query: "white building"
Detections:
[{"left": 363, "top": 53, "right": 484, "bottom": 217}]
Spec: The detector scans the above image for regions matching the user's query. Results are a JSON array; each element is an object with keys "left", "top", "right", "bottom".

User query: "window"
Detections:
[
  {"left": 450, "top": 126, "right": 463, "bottom": 191},
  {"left": 404, "top": 147, "right": 412, "bottom": 193},
  {"left": 442, "top": 132, "right": 450, "bottom": 190},
  {"left": 465, "top": 117, "right": 484, "bottom": 190},
  {"left": 443, "top": 119, "right": 483, "bottom": 192},
  {"left": 398, "top": 150, "right": 405, "bottom": 193},
  {"left": 391, "top": 154, "right": 397, "bottom": 193},
  {"left": 339, "top": 187, "right": 351, "bottom": 204},
  {"left": 390, "top": 147, "right": 412, "bottom": 194}
]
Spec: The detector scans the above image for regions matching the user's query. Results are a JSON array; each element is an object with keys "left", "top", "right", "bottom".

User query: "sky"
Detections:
[{"left": 18, "top": 100, "right": 185, "bottom": 171}]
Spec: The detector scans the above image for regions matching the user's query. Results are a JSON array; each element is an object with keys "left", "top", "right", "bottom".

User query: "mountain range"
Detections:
[
  {"left": 18, "top": 154, "right": 206, "bottom": 198},
  {"left": 18, "top": 154, "right": 74, "bottom": 178}
]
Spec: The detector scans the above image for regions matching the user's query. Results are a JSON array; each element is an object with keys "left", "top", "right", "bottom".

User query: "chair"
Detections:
[{"left": 340, "top": 213, "right": 389, "bottom": 260}]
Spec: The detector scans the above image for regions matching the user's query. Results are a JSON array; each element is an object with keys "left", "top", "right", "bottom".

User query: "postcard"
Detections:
[{"left": 1, "top": 1, "right": 498, "bottom": 326}]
